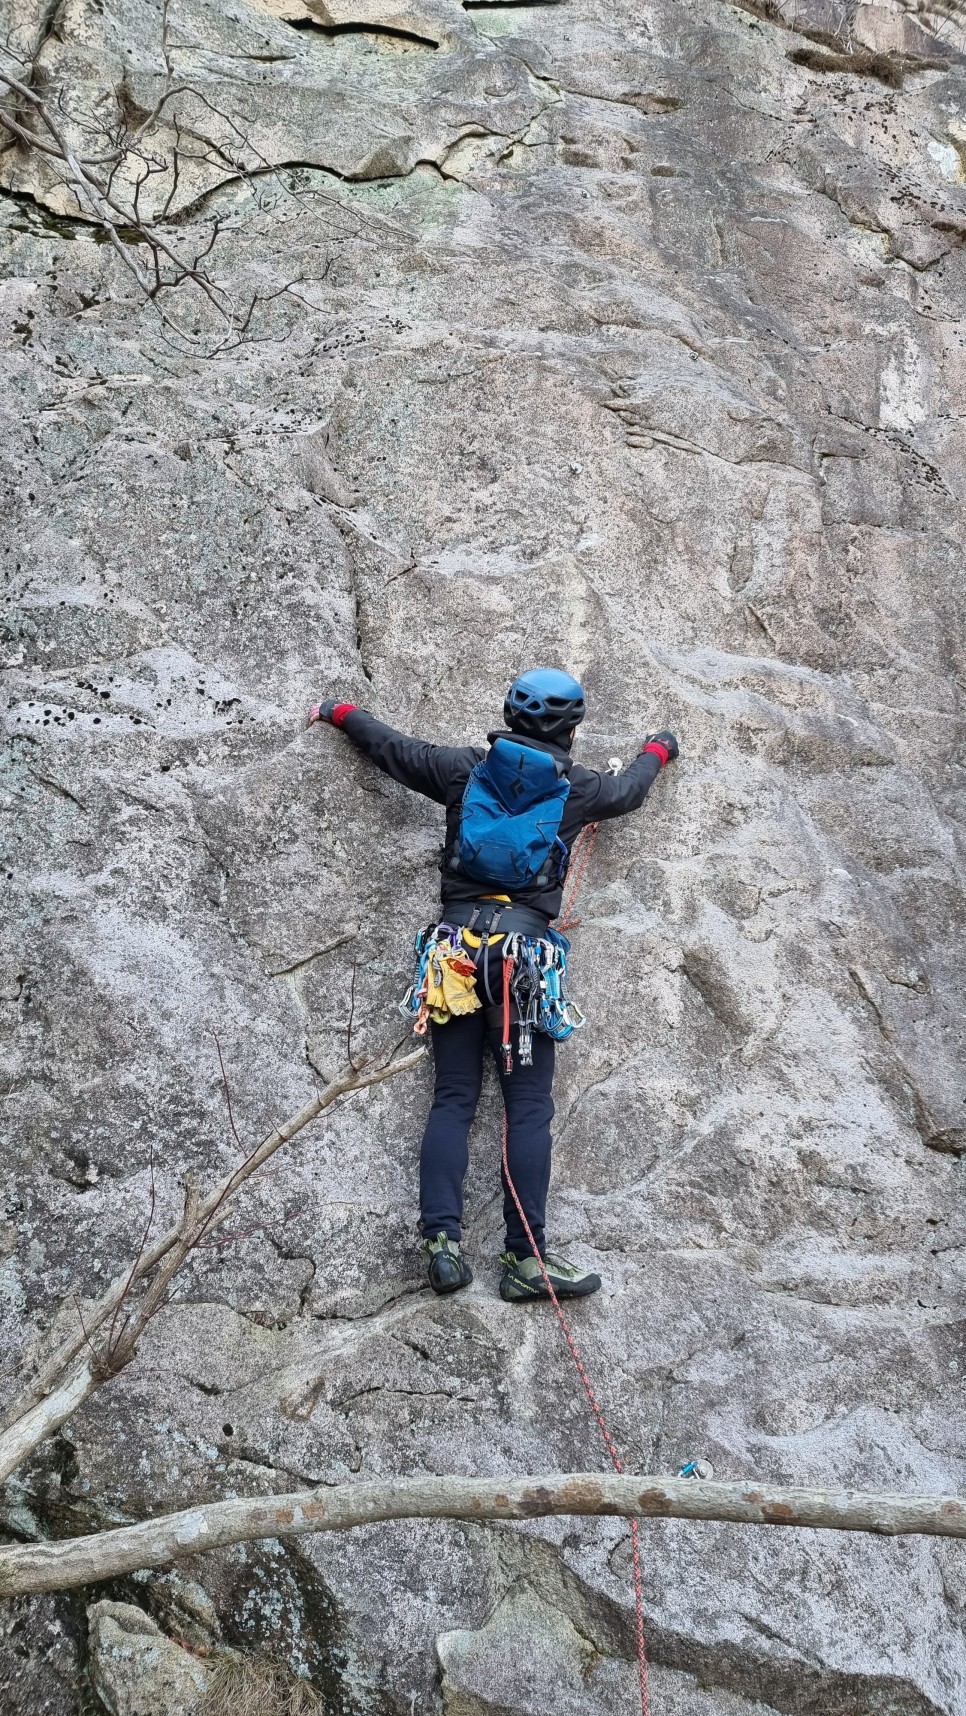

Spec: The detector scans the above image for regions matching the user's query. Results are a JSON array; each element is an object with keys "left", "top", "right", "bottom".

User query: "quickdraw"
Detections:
[
  {"left": 399, "top": 924, "right": 435, "bottom": 1037},
  {"left": 502, "top": 929, "right": 585, "bottom": 1069}
]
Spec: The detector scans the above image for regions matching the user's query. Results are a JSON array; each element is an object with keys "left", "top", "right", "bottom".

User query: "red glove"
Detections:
[
  {"left": 308, "top": 700, "right": 357, "bottom": 728},
  {"left": 642, "top": 729, "right": 679, "bottom": 766}
]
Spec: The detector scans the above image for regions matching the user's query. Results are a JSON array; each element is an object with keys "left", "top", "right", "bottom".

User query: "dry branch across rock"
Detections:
[
  {"left": 3, "top": 1473, "right": 966, "bottom": 1598},
  {"left": 0, "top": 1048, "right": 426, "bottom": 1489}
]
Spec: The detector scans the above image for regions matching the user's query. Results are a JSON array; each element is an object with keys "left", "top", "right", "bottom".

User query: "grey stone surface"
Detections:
[
  {"left": 0, "top": 1588, "right": 79, "bottom": 1716},
  {"left": 3, "top": 0, "right": 966, "bottom": 1711},
  {"left": 87, "top": 1601, "right": 209, "bottom": 1715}
]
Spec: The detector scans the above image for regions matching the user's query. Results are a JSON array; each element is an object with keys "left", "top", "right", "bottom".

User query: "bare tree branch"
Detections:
[
  {"left": 0, "top": 51, "right": 317, "bottom": 350},
  {"left": 1, "top": 0, "right": 415, "bottom": 353},
  {"left": 98, "top": 1173, "right": 200, "bottom": 1377},
  {"left": 0, "top": 67, "right": 225, "bottom": 337},
  {"left": 3, "top": 1472, "right": 966, "bottom": 1598},
  {"left": 0, "top": 1047, "right": 426, "bottom": 1486}
]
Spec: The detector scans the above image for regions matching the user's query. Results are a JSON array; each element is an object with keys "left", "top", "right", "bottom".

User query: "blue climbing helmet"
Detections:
[{"left": 504, "top": 668, "right": 586, "bottom": 745}]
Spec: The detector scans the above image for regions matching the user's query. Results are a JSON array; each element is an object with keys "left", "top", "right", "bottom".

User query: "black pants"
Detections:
[{"left": 419, "top": 962, "right": 555, "bottom": 1258}]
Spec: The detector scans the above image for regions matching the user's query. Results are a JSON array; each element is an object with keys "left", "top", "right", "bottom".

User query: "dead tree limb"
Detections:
[
  {"left": 96, "top": 1173, "right": 200, "bottom": 1378},
  {"left": 0, "top": 12, "right": 325, "bottom": 353},
  {"left": 1, "top": 6, "right": 414, "bottom": 347},
  {"left": 0, "top": 1047, "right": 425, "bottom": 1487},
  {"left": 0, "top": 67, "right": 237, "bottom": 339},
  {"left": 3, "top": 1472, "right": 966, "bottom": 1598}
]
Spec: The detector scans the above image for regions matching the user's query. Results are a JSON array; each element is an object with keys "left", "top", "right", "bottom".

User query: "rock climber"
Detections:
[{"left": 308, "top": 670, "right": 678, "bottom": 1303}]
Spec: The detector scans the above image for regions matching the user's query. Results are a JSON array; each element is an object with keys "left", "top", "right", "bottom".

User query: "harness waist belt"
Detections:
[{"left": 440, "top": 901, "right": 552, "bottom": 938}]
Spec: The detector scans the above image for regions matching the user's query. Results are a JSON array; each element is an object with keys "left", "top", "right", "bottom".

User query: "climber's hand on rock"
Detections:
[
  {"left": 307, "top": 699, "right": 339, "bottom": 727},
  {"left": 642, "top": 730, "right": 679, "bottom": 765}
]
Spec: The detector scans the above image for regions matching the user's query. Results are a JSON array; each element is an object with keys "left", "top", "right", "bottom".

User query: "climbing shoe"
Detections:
[
  {"left": 423, "top": 1233, "right": 473, "bottom": 1296},
  {"left": 499, "top": 1250, "right": 602, "bottom": 1303}
]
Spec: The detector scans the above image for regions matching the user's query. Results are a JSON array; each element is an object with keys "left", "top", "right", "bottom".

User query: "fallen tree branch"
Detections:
[
  {"left": 3, "top": 1471, "right": 966, "bottom": 1597},
  {"left": 0, "top": 1047, "right": 425, "bottom": 1486}
]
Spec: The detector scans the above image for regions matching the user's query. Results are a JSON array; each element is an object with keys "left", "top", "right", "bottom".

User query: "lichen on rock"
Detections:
[{"left": 87, "top": 1600, "right": 210, "bottom": 1715}]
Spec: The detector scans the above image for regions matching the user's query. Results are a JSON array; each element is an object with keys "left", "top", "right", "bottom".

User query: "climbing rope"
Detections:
[
  {"left": 500, "top": 1127, "right": 650, "bottom": 1713},
  {"left": 556, "top": 822, "right": 600, "bottom": 932},
  {"left": 501, "top": 818, "right": 651, "bottom": 1716}
]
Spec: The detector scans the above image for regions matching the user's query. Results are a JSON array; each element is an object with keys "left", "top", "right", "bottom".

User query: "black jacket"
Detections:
[{"left": 338, "top": 709, "right": 663, "bottom": 921}]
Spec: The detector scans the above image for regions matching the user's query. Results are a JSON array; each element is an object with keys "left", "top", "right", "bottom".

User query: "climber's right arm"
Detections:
[{"left": 308, "top": 702, "right": 477, "bottom": 805}]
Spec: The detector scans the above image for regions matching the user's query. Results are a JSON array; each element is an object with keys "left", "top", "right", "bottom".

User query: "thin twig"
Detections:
[
  {"left": 104, "top": 1136, "right": 156, "bottom": 1356},
  {"left": 213, "top": 1032, "right": 247, "bottom": 1155}
]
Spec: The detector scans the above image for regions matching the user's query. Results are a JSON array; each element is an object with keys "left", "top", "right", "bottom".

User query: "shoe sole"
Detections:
[
  {"left": 429, "top": 1267, "right": 473, "bottom": 1296},
  {"left": 499, "top": 1273, "right": 602, "bottom": 1302}
]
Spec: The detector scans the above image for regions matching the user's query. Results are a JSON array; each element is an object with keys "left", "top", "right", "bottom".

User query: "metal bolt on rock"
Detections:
[{"left": 678, "top": 1460, "right": 714, "bottom": 1480}]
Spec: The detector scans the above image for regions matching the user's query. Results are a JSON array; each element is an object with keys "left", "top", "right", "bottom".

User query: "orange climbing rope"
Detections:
[
  {"left": 556, "top": 820, "right": 601, "bottom": 932},
  {"left": 500, "top": 822, "right": 651, "bottom": 1716}
]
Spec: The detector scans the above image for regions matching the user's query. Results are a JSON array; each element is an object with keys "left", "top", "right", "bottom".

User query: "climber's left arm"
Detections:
[
  {"left": 578, "top": 731, "right": 679, "bottom": 821},
  {"left": 309, "top": 701, "right": 478, "bottom": 805}
]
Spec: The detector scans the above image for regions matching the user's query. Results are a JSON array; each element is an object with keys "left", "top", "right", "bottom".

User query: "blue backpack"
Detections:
[{"left": 455, "top": 738, "right": 571, "bottom": 891}]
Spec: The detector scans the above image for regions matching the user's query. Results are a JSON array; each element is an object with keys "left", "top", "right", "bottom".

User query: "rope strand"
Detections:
[
  {"left": 499, "top": 818, "right": 650, "bottom": 1714},
  {"left": 501, "top": 1123, "right": 649, "bottom": 1715},
  {"left": 557, "top": 822, "right": 600, "bottom": 932}
]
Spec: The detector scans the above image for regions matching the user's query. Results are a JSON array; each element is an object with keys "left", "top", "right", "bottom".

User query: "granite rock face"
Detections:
[{"left": 3, "top": 0, "right": 966, "bottom": 1711}]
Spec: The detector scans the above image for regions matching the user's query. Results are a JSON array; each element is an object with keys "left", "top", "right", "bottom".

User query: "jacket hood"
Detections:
[{"left": 487, "top": 728, "right": 574, "bottom": 763}]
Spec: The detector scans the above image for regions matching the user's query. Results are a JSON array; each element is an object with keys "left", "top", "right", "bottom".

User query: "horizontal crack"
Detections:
[
  {"left": 267, "top": 930, "right": 357, "bottom": 978},
  {"left": 337, "top": 1383, "right": 477, "bottom": 1411},
  {"left": 285, "top": 17, "right": 440, "bottom": 48}
]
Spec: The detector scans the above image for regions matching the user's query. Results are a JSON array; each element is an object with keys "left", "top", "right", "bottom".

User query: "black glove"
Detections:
[
  {"left": 642, "top": 729, "right": 679, "bottom": 764},
  {"left": 307, "top": 698, "right": 339, "bottom": 726}
]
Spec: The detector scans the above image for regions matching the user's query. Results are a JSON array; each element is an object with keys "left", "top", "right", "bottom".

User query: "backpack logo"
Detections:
[{"left": 455, "top": 739, "right": 570, "bottom": 891}]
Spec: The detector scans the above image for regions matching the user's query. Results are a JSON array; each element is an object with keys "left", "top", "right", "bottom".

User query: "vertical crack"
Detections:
[{"left": 354, "top": 581, "right": 373, "bottom": 685}]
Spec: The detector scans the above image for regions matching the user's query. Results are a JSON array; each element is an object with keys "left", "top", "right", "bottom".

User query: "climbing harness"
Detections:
[{"left": 499, "top": 818, "right": 652, "bottom": 1716}]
